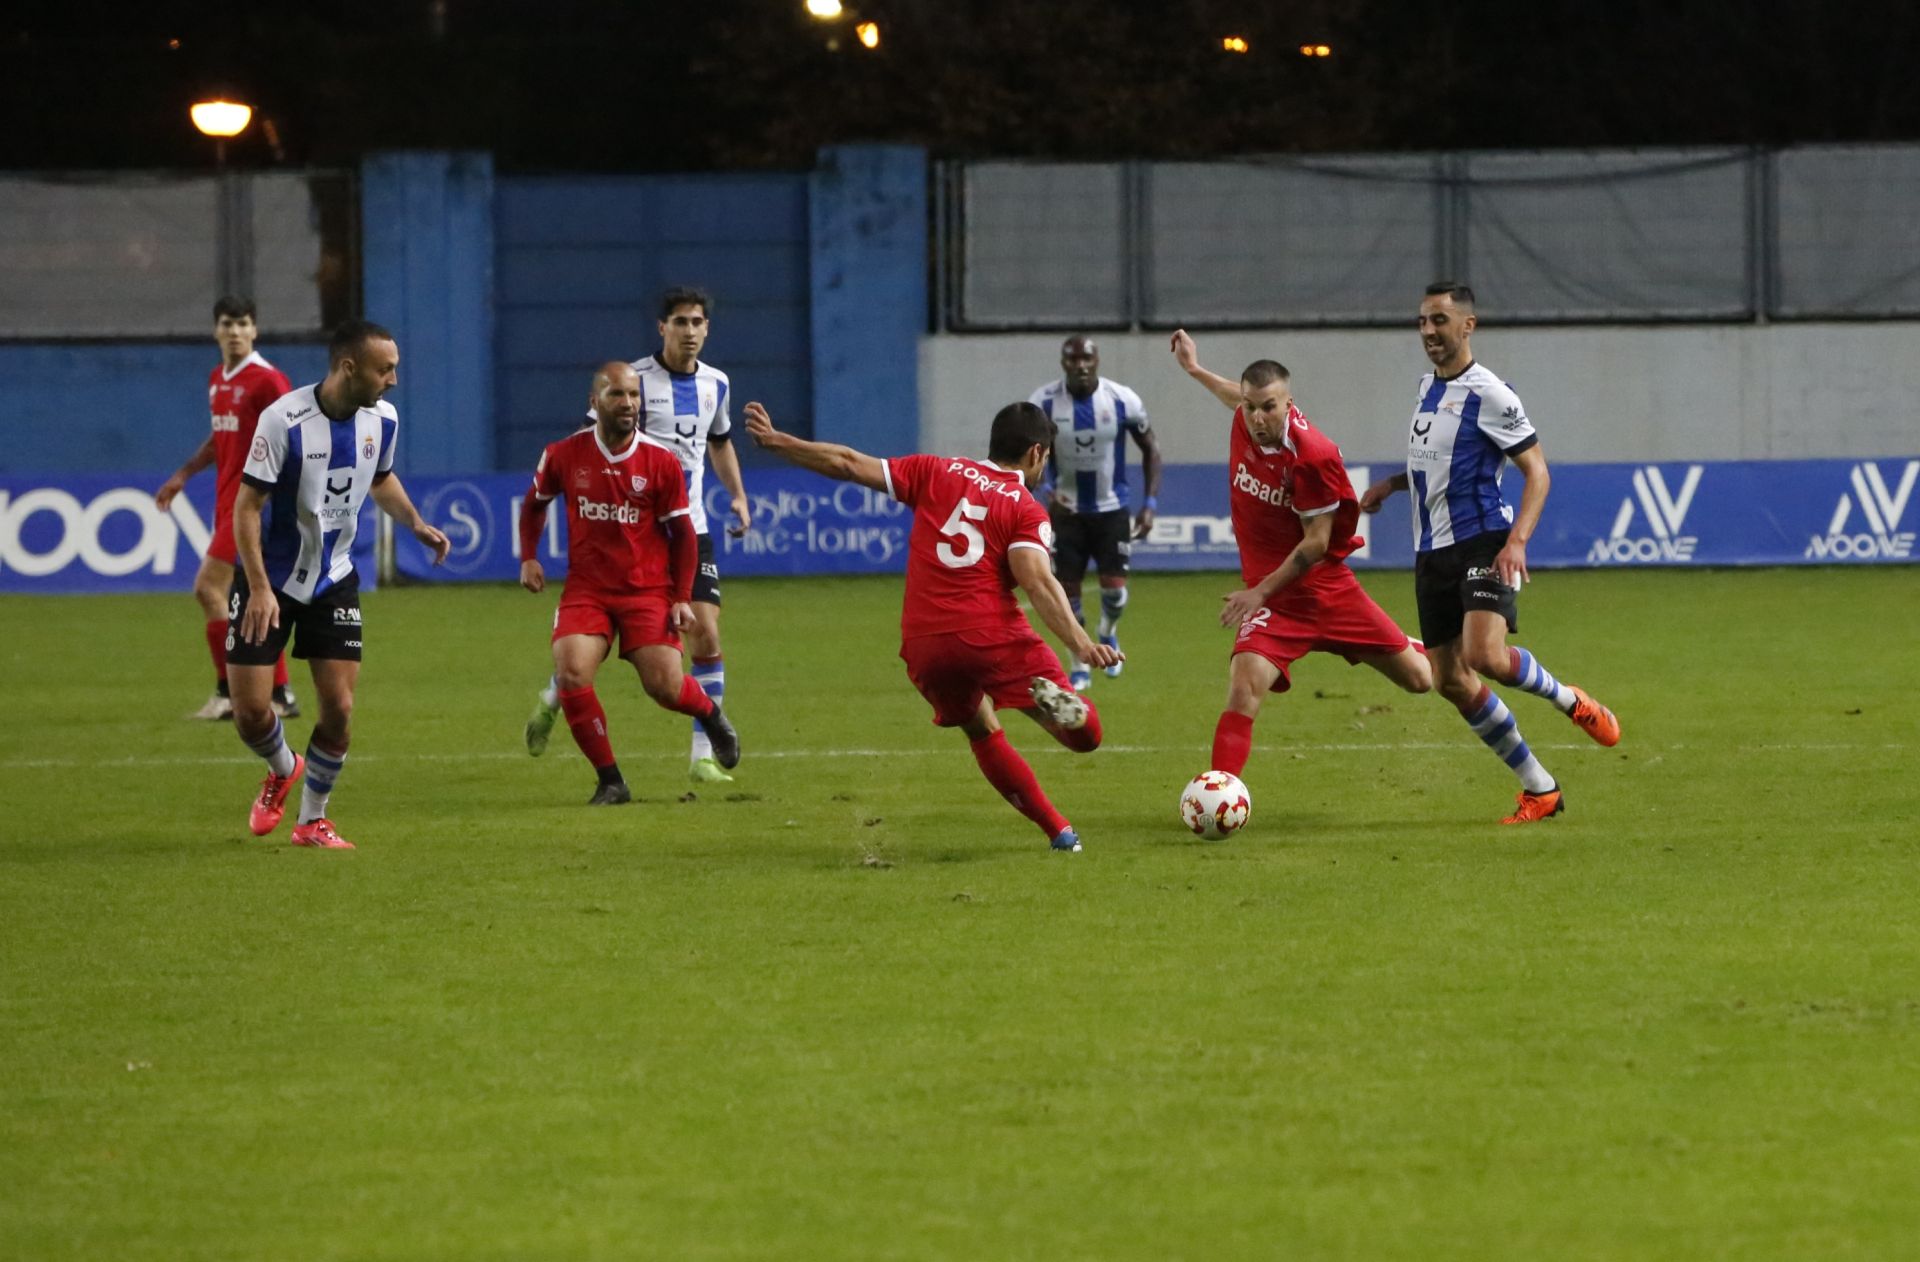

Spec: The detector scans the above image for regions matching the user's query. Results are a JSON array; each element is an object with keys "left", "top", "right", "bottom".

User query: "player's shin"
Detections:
[
  {"left": 558, "top": 686, "right": 619, "bottom": 773},
  {"left": 1210, "top": 711, "right": 1254, "bottom": 776},
  {"left": 1458, "top": 686, "right": 1555, "bottom": 793},
  {"left": 298, "top": 741, "right": 347, "bottom": 825},
  {"left": 1097, "top": 583, "right": 1128, "bottom": 636},
  {"left": 205, "top": 620, "right": 229, "bottom": 688},
  {"left": 240, "top": 715, "right": 297, "bottom": 777},
  {"left": 688, "top": 655, "right": 724, "bottom": 759},
  {"left": 968, "top": 730, "right": 1070, "bottom": 838},
  {"left": 1502, "top": 647, "right": 1575, "bottom": 713}
]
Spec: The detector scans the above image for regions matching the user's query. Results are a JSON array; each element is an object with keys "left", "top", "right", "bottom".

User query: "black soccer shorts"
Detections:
[
  {"left": 1050, "top": 507, "right": 1132, "bottom": 581},
  {"left": 1413, "top": 528, "right": 1518, "bottom": 647},
  {"left": 225, "top": 572, "right": 364, "bottom": 665},
  {"left": 693, "top": 533, "right": 722, "bottom": 606}
]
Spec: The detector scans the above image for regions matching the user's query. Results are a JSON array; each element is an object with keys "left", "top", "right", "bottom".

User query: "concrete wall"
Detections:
[{"left": 919, "top": 323, "right": 1920, "bottom": 464}]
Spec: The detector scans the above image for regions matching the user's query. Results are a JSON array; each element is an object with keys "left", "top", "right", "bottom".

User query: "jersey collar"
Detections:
[
  {"left": 594, "top": 427, "right": 642, "bottom": 463},
  {"left": 220, "top": 351, "right": 266, "bottom": 382},
  {"left": 1434, "top": 359, "right": 1477, "bottom": 384}
]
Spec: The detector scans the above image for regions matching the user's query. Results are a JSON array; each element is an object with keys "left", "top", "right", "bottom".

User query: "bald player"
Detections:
[
  {"left": 517, "top": 362, "right": 740, "bottom": 804},
  {"left": 1028, "top": 335, "right": 1161, "bottom": 691}
]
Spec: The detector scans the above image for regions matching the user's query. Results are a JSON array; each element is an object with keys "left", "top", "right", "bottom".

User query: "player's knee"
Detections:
[
  {"left": 232, "top": 700, "right": 275, "bottom": 735},
  {"left": 1467, "top": 645, "right": 1510, "bottom": 680},
  {"left": 553, "top": 664, "right": 593, "bottom": 692},
  {"left": 1401, "top": 660, "right": 1434, "bottom": 695},
  {"left": 1435, "top": 672, "right": 1478, "bottom": 706}
]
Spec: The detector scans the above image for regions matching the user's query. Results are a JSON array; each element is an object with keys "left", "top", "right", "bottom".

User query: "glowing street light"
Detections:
[
  {"left": 190, "top": 100, "right": 253, "bottom": 138},
  {"left": 1298, "top": 44, "right": 1332, "bottom": 57},
  {"left": 855, "top": 21, "right": 880, "bottom": 48},
  {"left": 805, "top": 0, "right": 843, "bottom": 17},
  {"left": 1222, "top": 36, "right": 1249, "bottom": 53}
]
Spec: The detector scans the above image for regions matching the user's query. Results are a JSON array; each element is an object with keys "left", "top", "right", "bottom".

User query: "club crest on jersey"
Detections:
[
  {"left": 363, "top": 435, "right": 375, "bottom": 460},
  {"left": 574, "top": 469, "right": 590, "bottom": 489},
  {"left": 629, "top": 474, "right": 649, "bottom": 495}
]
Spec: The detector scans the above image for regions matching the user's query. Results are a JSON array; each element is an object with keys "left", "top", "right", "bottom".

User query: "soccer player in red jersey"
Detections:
[
  {"left": 744, "top": 399, "right": 1121, "bottom": 852},
  {"left": 518, "top": 363, "right": 740, "bottom": 805},
  {"left": 155, "top": 296, "right": 299, "bottom": 720},
  {"left": 1170, "top": 330, "right": 1432, "bottom": 781}
]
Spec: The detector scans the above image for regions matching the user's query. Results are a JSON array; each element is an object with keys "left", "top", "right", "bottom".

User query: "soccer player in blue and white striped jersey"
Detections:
[
  {"left": 1029, "top": 336, "right": 1162, "bottom": 691},
  {"left": 227, "top": 320, "right": 450, "bottom": 849},
  {"left": 1361, "top": 283, "right": 1619, "bottom": 825}
]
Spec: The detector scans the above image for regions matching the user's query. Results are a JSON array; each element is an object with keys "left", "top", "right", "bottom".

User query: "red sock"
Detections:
[
  {"left": 666, "top": 674, "right": 715, "bottom": 718},
  {"left": 1050, "top": 699, "right": 1103, "bottom": 753},
  {"left": 273, "top": 654, "right": 289, "bottom": 688},
  {"left": 1211, "top": 711, "right": 1255, "bottom": 776},
  {"left": 204, "top": 620, "right": 227, "bottom": 685},
  {"left": 969, "top": 730, "right": 1069, "bottom": 838},
  {"left": 558, "top": 686, "right": 617, "bottom": 770}
]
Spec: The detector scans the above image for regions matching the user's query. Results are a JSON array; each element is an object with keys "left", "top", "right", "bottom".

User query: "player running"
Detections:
[
  {"left": 229, "top": 321, "right": 451, "bottom": 849},
  {"left": 1170, "top": 331, "right": 1432, "bottom": 782},
  {"left": 522, "top": 288, "right": 750, "bottom": 786},
  {"left": 744, "top": 399, "right": 1120, "bottom": 852},
  {"left": 518, "top": 362, "right": 741, "bottom": 805},
  {"left": 154, "top": 296, "right": 299, "bottom": 720},
  {"left": 1360, "top": 282, "right": 1620, "bottom": 825},
  {"left": 1028, "top": 335, "right": 1162, "bottom": 691}
]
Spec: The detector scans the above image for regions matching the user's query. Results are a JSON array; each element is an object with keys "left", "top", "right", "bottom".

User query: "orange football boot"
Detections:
[
  {"left": 248, "top": 753, "right": 306, "bottom": 836},
  {"left": 291, "top": 818, "right": 355, "bottom": 850},
  {"left": 1502, "top": 787, "right": 1565, "bottom": 825},
  {"left": 1566, "top": 686, "right": 1620, "bottom": 747}
]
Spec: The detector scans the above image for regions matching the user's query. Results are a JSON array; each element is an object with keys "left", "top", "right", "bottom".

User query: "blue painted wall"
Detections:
[
  {"left": 809, "top": 145, "right": 927, "bottom": 455},
  {"left": 493, "top": 172, "right": 813, "bottom": 474},
  {"left": 0, "top": 341, "right": 327, "bottom": 475},
  {"left": 360, "top": 151, "right": 497, "bottom": 475}
]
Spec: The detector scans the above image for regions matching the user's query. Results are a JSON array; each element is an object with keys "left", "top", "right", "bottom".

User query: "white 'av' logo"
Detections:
[
  {"left": 1805, "top": 461, "right": 1918, "bottom": 560},
  {"left": 1588, "top": 465, "right": 1703, "bottom": 563}
]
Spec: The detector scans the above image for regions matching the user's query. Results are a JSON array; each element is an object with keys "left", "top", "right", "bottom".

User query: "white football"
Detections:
[{"left": 1180, "top": 770, "right": 1250, "bottom": 840}]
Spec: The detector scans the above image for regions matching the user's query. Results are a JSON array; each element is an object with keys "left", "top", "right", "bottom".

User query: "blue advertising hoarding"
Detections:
[{"left": 4, "top": 458, "right": 1914, "bottom": 592}]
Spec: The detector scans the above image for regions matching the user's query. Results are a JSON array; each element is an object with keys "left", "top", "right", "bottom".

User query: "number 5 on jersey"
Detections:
[{"left": 937, "top": 498, "right": 988, "bottom": 568}]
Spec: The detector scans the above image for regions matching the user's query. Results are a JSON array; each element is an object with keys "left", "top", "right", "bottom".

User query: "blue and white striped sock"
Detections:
[
  {"left": 1097, "top": 585, "right": 1128, "bottom": 637},
  {"left": 298, "top": 741, "right": 347, "bottom": 825},
  {"left": 242, "top": 717, "right": 296, "bottom": 778},
  {"left": 690, "top": 657, "right": 725, "bottom": 762},
  {"left": 1507, "top": 647, "right": 1576, "bottom": 714},
  {"left": 1462, "top": 688, "right": 1556, "bottom": 794}
]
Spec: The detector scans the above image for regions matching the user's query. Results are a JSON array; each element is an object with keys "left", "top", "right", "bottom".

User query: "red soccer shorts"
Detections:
[
  {"left": 552, "top": 590, "right": 682, "bottom": 654},
  {"left": 1233, "top": 564, "right": 1410, "bottom": 693},
  {"left": 206, "top": 505, "right": 239, "bottom": 566},
  {"left": 900, "top": 627, "right": 1072, "bottom": 727}
]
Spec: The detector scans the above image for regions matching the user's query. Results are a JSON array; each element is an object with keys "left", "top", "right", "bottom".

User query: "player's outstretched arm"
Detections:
[
  {"left": 1010, "top": 547, "right": 1121, "bottom": 670},
  {"left": 1169, "top": 329, "right": 1243, "bottom": 410},
  {"left": 371, "top": 473, "right": 451, "bottom": 565},
  {"left": 155, "top": 435, "right": 217, "bottom": 509},
  {"left": 1359, "top": 471, "right": 1409, "bottom": 514},
  {"left": 743, "top": 402, "right": 888, "bottom": 492}
]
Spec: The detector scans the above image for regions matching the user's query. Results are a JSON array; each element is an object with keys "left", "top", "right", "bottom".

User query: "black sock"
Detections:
[{"left": 597, "top": 763, "right": 624, "bottom": 787}]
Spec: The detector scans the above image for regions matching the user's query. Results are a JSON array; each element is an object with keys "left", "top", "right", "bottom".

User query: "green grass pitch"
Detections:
[{"left": 2, "top": 568, "right": 1917, "bottom": 1260}]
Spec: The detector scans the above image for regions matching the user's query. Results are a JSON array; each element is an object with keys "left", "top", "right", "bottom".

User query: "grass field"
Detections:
[{"left": 3, "top": 568, "right": 1918, "bottom": 1260}]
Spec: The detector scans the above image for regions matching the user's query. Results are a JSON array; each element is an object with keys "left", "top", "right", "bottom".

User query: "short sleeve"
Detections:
[
  {"left": 376, "top": 414, "right": 398, "bottom": 475},
  {"left": 242, "top": 410, "right": 289, "bottom": 490},
  {"left": 654, "top": 448, "right": 691, "bottom": 520},
  {"left": 1008, "top": 495, "right": 1054, "bottom": 555},
  {"left": 709, "top": 372, "right": 731, "bottom": 438},
  {"left": 1475, "top": 381, "right": 1537, "bottom": 454},
  {"left": 1291, "top": 446, "right": 1347, "bottom": 519},
  {"left": 885, "top": 454, "right": 935, "bottom": 506},
  {"left": 1118, "top": 384, "right": 1149, "bottom": 433},
  {"left": 1026, "top": 384, "right": 1052, "bottom": 411}
]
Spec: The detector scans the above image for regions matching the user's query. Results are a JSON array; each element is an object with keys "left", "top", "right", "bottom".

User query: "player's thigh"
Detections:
[
  {"left": 1227, "top": 650, "right": 1284, "bottom": 710},
  {"left": 225, "top": 574, "right": 294, "bottom": 668},
  {"left": 981, "top": 633, "right": 1069, "bottom": 713},
  {"left": 958, "top": 697, "right": 1001, "bottom": 741},
  {"left": 1091, "top": 509, "right": 1132, "bottom": 579},
  {"left": 193, "top": 554, "right": 234, "bottom": 611},
  {"left": 623, "top": 643, "right": 686, "bottom": 696},
  {"left": 1356, "top": 644, "right": 1432, "bottom": 693},
  {"left": 1049, "top": 510, "right": 1092, "bottom": 587},
  {"left": 900, "top": 637, "right": 991, "bottom": 728},
  {"left": 1459, "top": 610, "right": 1514, "bottom": 677},
  {"left": 1413, "top": 548, "right": 1467, "bottom": 648},
  {"left": 552, "top": 633, "right": 612, "bottom": 686},
  {"left": 686, "top": 600, "right": 722, "bottom": 658}
]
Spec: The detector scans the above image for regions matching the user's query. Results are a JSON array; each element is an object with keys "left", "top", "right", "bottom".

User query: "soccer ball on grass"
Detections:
[{"left": 1179, "top": 770, "right": 1250, "bottom": 840}]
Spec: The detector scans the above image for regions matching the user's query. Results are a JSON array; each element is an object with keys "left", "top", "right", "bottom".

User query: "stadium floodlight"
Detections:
[
  {"left": 856, "top": 21, "right": 880, "bottom": 48},
  {"left": 190, "top": 100, "right": 253, "bottom": 138},
  {"left": 805, "top": 0, "right": 843, "bottom": 17},
  {"left": 1221, "top": 36, "right": 1249, "bottom": 53},
  {"left": 1298, "top": 44, "right": 1332, "bottom": 57}
]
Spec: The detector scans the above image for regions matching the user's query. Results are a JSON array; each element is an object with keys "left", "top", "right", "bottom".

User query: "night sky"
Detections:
[{"left": 7, "top": 0, "right": 1919, "bottom": 172}]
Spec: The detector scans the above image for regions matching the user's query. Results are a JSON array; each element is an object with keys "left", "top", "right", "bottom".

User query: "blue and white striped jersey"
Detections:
[
  {"left": 1405, "top": 361, "right": 1537, "bottom": 552},
  {"left": 632, "top": 355, "right": 731, "bottom": 535},
  {"left": 1029, "top": 377, "right": 1150, "bottom": 514},
  {"left": 241, "top": 384, "right": 397, "bottom": 601}
]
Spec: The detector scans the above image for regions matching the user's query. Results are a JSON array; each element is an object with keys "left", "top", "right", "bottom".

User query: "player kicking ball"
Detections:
[
  {"left": 1170, "top": 331, "right": 1433, "bottom": 782},
  {"left": 745, "top": 399, "right": 1119, "bottom": 852},
  {"left": 518, "top": 362, "right": 740, "bottom": 804}
]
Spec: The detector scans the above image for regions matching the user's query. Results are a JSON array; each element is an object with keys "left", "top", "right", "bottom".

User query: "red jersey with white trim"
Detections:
[
  {"left": 1228, "top": 403, "right": 1363, "bottom": 588},
  {"left": 525, "top": 428, "right": 690, "bottom": 600},
  {"left": 209, "top": 352, "right": 293, "bottom": 516},
  {"left": 883, "top": 454, "right": 1054, "bottom": 641}
]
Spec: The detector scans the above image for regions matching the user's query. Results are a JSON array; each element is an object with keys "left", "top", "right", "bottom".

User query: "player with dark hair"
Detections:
[
  {"left": 745, "top": 399, "right": 1121, "bottom": 852},
  {"left": 523, "top": 287, "right": 752, "bottom": 785},
  {"left": 228, "top": 320, "right": 451, "bottom": 849},
  {"left": 1170, "top": 331, "right": 1431, "bottom": 783},
  {"left": 518, "top": 362, "right": 741, "bottom": 805},
  {"left": 155, "top": 296, "right": 298, "bottom": 720},
  {"left": 1028, "top": 335, "right": 1162, "bottom": 691},
  {"left": 1360, "top": 282, "right": 1620, "bottom": 825}
]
